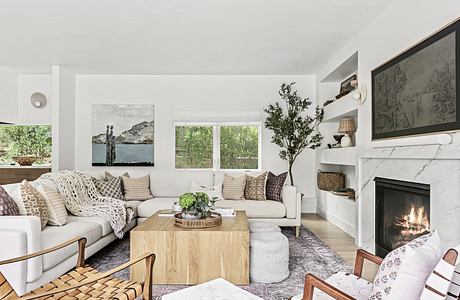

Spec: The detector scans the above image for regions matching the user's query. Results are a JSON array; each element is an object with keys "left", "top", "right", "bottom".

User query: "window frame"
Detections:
[{"left": 173, "top": 121, "right": 262, "bottom": 171}]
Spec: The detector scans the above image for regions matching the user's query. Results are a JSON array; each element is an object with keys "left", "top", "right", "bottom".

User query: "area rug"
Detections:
[{"left": 87, "top": 225, "right": 352, "bottom": 299}]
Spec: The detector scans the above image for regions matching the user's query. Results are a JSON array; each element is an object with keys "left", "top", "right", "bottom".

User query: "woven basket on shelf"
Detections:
[
  {"left": 174, "top": 212, "right": 222, "bottom": 229},
  {"left": 317, "top": 171, "right": 345, "bottom": 191}
]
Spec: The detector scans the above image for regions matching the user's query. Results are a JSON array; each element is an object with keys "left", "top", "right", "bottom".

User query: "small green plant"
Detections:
[{"left": 179, "top": 192, "right": 214, "bottom": 219}]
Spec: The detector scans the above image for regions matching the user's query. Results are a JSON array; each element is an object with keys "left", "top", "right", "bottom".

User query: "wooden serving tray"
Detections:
[{"left": 174, "top": 212, "right": 222, "bottom": 229}]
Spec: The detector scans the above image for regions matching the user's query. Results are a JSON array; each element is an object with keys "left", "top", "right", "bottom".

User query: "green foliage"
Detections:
[
  {"left": 220, "top": 126, "right": 258, "bottom": 169},
  {"left": 179, "top": 192, "right": 197, "bottom": 209},
  {"left": 0, "top": 125, "right": 52, "bottom": 164},
  {"left": 175, "top": 126, "right": 213, "bottom": 168},
  {"left": 179, "top": 192, "right": 213, "bottom": 218},
  {"left": 264, "top": 82, "right": 323, "bottom": 185}
]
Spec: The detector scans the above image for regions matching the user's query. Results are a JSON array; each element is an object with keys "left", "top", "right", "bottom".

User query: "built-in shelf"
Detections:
[
  {"left": 320, "top": 51, "right": 358, "bottom": 83},
  {"left": 322, "top": 93, "right": 358, "bottom": 123},
  {"left": 320, "top": 190, "right": 355, "bottom": 202},
  {"left": 317, "top": 147, "right": 357, "bottom": 166}
]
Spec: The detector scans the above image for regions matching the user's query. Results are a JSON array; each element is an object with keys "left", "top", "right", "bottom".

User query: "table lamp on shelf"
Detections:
[{"left": 338, "top": 117, "right": 356, "bottom": 148}]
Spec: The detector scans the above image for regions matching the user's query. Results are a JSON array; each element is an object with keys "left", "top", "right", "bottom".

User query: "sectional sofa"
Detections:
[{"left": 0, "top": 169, "right": 301, "bottom": 295}]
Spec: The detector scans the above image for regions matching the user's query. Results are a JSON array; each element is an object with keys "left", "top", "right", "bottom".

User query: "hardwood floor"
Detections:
[{"left": 301, "top": 213, "right": 378, "bottom": 281}]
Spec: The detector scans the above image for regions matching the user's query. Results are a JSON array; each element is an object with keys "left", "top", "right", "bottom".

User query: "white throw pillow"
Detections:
[
  {"left": 190, "top": 181, "right": 224, "bottom": 200},
  {"left": 369, "top": 231, "right": 443, "bottom": 300}
]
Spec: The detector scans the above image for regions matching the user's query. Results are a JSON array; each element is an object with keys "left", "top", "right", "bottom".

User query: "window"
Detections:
[{"left": 174, "top": 122, "right": 261, "bottom": 170}]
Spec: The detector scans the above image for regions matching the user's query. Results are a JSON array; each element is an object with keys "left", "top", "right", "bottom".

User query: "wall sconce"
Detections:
[
  {"left": 31, "top": 92, "right": 47, "bottom": 108},
  {"left": 352, "top": 85, "right": 367, "bottom": 104}
]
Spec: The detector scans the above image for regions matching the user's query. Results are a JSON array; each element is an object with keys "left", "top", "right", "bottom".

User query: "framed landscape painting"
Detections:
[
  {"left": 372, "top": 19, "right": 460, "bottom": 140},
  {"left": 92, "top": 104, "right": 154, "bottom": 166}
]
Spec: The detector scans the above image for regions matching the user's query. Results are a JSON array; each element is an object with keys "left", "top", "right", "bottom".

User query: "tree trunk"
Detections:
[{"left": 288, "top": 162, "right": 294, "bottom": 186}]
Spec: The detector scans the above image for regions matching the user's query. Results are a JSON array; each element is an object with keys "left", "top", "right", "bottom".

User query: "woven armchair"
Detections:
[{"left": 0, "top": 237, "right": 155, "bottom": 300}]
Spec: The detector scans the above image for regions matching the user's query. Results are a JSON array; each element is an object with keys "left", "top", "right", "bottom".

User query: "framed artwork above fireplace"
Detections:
[{"left": 372, "top": 19, "right": 460, "bottom": 140}]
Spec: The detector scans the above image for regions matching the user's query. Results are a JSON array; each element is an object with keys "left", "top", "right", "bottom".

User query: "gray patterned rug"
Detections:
[{"left": 87, "top": 225, "right": 351, "bottom": 299}]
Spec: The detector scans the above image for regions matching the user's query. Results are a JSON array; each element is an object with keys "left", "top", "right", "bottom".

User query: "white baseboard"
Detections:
[
  {"left": 301, "top": 197, "right": 316, "bottom": 213},
  {"left": 316, "top": 206, "right": 356, "bottom": 238}
]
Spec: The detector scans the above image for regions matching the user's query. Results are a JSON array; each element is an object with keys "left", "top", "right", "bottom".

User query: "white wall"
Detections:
[
  {"left": 0, "top": 67, "right": 19, "bottom": 124},
  {"left": 18, "top": 74, "right": 51, "bottom": 124},
  {"left": 75, "top": 75, "right": 318, "bottom": 201}
]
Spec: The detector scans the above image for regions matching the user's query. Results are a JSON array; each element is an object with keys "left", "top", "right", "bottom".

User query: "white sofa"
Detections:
[{"left": 0, "top": 169, "right": 301, "bottom": 295}]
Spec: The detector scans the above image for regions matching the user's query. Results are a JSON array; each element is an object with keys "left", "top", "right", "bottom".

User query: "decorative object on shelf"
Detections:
[
  {"left": 352, "top": 84, "right": 367, "bottom": 104},
  {"left": 327, "top": 134, "right": 344, "bottom": 149},
  {"left": 347, "top": 189, "right": 355, "bottom": 200},
  {"left": 335, "top": 74, "right": 357, "bottom": 99},
  {"left": 323, "top": 99, "right": 335, "bottom": 107},
  {"left": 264, "top": 82, "right": 324, "bottom": 185},
  {"left": 12, "top": 155, "right": 36, "bottom": 166},
  {"left": 92, "top": 104, "right": 154, "bottom": 166},
  {"left": 330, "top": 187, "right": 353, "bottom": 197},
  {"left": 372, "top": 19, "right": 459, "bottom": 140},
  {"left": 317, "top": 170, "right": 345, "bottom": 191},
  {"left": 30, "top": 92, "right": 47, "bottom": 108},
  {"left": 338, "top": 117, "right": 356, "bottom": 147}
]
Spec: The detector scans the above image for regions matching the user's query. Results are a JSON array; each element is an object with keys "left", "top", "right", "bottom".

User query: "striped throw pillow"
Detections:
[
  {"left": 223, "top": 174, "right": 247, "bottom": 200},
  {"left": 41, "top": 185, "right": 67, "bottom": 226},
  {"left": 122, "top": 175, "right": 153, "bottom": 201},
  {"left": 448, "top": 264, "right": 460, "bottom": 299},
  {"left": 420, "top": 248, "right": 458, "bottom": 300}
]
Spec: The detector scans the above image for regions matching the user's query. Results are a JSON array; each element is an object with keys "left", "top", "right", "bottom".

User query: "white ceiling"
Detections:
[{"left": 0, "top": 0, "right": 392, "bottom": 75}]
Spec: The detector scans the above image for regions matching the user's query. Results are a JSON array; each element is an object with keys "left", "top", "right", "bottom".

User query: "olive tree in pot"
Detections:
[{"left": 264, "top": 82, "right": 323, "bottom": 186}]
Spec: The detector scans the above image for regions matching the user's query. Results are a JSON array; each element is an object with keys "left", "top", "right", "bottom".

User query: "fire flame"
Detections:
[{"left": 398, "top": 204, "right": 430, "bottom": 236}]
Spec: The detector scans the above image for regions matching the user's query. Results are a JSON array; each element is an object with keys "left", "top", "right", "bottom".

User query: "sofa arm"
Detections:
[
  {"left": 282, "top": 185, "right": 301, "bottom": 220},
  {"left": 0, "top": 216, "right": 43, "bottom": 292}
]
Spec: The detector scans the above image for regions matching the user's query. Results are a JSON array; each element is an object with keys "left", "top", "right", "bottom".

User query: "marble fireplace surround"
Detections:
[{"left": 358, "top": 139, "right": 460, "bottom": 252}]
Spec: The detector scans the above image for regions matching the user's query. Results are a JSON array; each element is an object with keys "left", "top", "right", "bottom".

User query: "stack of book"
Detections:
[{"left": 213, "top": 207, "right": 236, "bottom": 217}]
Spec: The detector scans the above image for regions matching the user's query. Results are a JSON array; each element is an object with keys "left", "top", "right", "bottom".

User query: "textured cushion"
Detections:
[
  {"left": 137, "top": 198, "right": 176, "bottom": 218},
  {"left": 93, "top": 176, "right": 124, "bottom": 200},
  {"left": 40, "top": 185, "right": 67, "bottom": 226},
  {"left": 244, "top": 172, "right": 267, "bottom": 200},
  {"left": 215, "top": 199, "right": 286, "bottom": 218},
  {"left": 266, "top": 172, "right": 287, "bottom": 201},
  {"left": 190, "top": 181, "right": 223, "bottom": 200},
  {"left": 0, "top": 186, "right": 19, "bottom": 216},
  {"left": 105, "top": 171, "right": 129, "bottom": 181},
  {"left": 292, "top": 272, "right": 372, "bottom": 300},
  {"left": 122, "top": 175, "right": 153, "bottom": 200},
  {"left": 223, "top": 174, "right": 247, "bottom": 200},
  {"left": 14, "top": 180, "right": 49, "bottom": 230},
  {"left": 369, "top": 232, "right": 442, "bottom": 300},
  {"left": 41, "top": 219, "right": 102, "bottom": 271}
]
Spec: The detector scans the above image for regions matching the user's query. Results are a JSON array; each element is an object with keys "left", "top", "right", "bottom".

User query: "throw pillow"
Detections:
[
  {"left": 16, "top": 180, "right": 49, "bottom": 230},
  {"left": 244, "top": 172, "right": 268, "bottom": 200},
  {"left": 190, "top": 181, "right": 224, "bottom": 200},
  {"left": 122, "top": 175, "right": 153, "bottom": 201},
  {"left": 40, "top": 185, "right": 67, "bottom": 226},
  {"left": 0, "top": 186, "right": 19, "bottom": 216},
  {"left": 421, "top": 249, "right": 458, "bottom": 300},
  {"left": 93, "top": 176, "right": 125, "bottom": 200},
  {"left": 266, "top": 172, "right": 288, "bottom": 201},
  {"left": 105, "top": 171, "right": 129, "bottom": 181},
  {"left": 369, "top": 231, "right": 443, "bottom": 300},
  {"left": 222, "top": 174, "right": 247, "bottom": 200}
]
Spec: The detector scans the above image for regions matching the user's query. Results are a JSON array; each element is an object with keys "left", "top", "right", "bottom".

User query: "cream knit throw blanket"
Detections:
[{"left": 41, "top": 170, "right": 134, "bottom": 238}]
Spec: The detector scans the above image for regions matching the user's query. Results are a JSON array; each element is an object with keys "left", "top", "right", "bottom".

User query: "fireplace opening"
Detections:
[{"left": 374, "top": 177, "right": 430, "bottom": 257}]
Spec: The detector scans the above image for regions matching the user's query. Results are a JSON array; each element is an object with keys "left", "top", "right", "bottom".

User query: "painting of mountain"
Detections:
[{"left": 92, "top": 104, "right": 154, "bottom": 166}]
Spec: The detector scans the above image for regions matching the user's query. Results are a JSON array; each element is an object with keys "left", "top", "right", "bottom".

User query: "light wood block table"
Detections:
[{"left": 130, "top": 211, "right": 249, "bottom": 285}]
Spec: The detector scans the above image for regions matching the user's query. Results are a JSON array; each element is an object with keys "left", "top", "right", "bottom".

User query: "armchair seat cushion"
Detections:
[{"left": 292, "top": 272, "right": 372, "bottom": 300}]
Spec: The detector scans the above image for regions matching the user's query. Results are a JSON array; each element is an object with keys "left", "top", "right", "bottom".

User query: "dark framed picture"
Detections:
[
  {"left": 372, "top": 19, "right": 460, "bottom": 140},
  {"left": 339, "top": 74, "right": 357, "bottom": 95}
]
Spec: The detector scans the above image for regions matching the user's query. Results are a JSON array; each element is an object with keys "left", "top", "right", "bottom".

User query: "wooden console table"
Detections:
[{"left": 0, "top": 166, "right": 51, "bottom": 185}]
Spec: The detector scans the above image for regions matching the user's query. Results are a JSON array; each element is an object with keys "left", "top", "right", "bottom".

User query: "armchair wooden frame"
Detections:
[
  {"left": 0, "top": 237, "right": 155, "bottom": 300},
  {"left": 300, "top": 249, "right": 383, "bottom": 300}
]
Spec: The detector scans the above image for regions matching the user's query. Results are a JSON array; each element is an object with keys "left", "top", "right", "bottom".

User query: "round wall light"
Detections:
[{"left": 31, "top": 92, "right": 47, "bottom": 108}]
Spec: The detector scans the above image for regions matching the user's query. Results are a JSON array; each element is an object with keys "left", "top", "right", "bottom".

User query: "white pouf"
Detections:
[
  {"left": 250, "top": 232, "right": 289, "bottom": 283},
  {"left": 249, "top": 222, "right": 281, "bottom": 234}
]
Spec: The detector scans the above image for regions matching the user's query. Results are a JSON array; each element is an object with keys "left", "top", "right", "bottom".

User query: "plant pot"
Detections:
[{"left": 13, "top": 156, "right": 36, "bottom": 166}]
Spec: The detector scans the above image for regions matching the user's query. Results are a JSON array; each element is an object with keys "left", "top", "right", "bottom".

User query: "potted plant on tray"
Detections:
[{"left": 179, "top": 192, "right": 215, "bottom": 219}]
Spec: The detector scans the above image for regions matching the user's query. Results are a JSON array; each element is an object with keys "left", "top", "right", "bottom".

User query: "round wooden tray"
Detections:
[{"left": 174, "top": 212, "right": 222, "bottom": 229}]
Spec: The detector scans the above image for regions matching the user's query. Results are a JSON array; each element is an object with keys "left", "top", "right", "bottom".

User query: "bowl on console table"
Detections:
[{"left": 12, "top": 155, "right": 37, "bottom": 166}]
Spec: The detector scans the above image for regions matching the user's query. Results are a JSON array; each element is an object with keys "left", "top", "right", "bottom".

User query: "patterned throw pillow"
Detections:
[
  {"left": 0, "top": 186, "right": 19, "bottom": 216},
  {"left": 122, "top": 175, "right": 153, "bottom": 201},
  {"left": 369, "top": 232, "right": 442, "bottom": 300},
  {"left": 40, "top": 185, "right": 68, "bottom": 226},
  {"left": 266, "top": 172, "right": 288, "bottom": 201},
  {"left": 93, "top": 176, "right": 125, "bottom": 200},
  {"left": 105, "top": 171, "right": 129, "bottom": 181},
  {"left": 244, "top": 172, "right": 268, "bottom": 200},
  {"left": 17, "top": 180, "right": 49, "bottom": 230},
  {"left": 222, "top": 174, "right": 247, "bottom": 200}
]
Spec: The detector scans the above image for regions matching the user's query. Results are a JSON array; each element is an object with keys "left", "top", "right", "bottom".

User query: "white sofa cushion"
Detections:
[
  {"left": 41, "top": 219, "right": 102, "bottom": 271},
  {"left": 137, "top": 198, "right": 177, "bottom": 218},
  {"left": 215, "top": 199, "right": 286, "bottom": 218},
  {"left": 67, "top": 215, "right": 112, "bottom": 236}
]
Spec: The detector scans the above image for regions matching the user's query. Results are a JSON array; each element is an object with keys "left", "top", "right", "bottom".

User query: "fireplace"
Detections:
[{"left": 374, "top": 177, "right": 430, "bottom": 257}]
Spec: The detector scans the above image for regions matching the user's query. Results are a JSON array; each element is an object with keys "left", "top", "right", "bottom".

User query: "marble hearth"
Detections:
[{"left": 358, "top": 137, "right": 460, "bottom": 252}]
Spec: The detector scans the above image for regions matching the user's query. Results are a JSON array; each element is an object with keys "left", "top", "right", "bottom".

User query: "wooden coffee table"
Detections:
[{"left": 130, "top": 210, "right": 249, "bottom": 285}]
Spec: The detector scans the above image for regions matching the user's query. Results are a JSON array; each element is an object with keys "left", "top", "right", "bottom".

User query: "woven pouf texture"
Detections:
[
  {"left": 249, "top": 222, "right": 281, "bottom": 234},
  {"left": 250, "top": 232, "right": 289, "bottom": 283}
]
